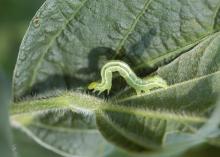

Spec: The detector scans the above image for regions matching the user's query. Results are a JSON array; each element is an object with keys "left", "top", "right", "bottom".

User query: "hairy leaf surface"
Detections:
[
  {"left": 12, "top": 0, "right": 220, "bottom": 156},
  {"left": 13, "top": 0, "right": 220, "bottom": 98},
  {"left": 96, "top": 32, "right": 220, "bottom": 151}
]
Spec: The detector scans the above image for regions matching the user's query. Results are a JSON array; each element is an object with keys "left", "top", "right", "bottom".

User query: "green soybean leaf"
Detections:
[
  {"left": 96, "top": 32, "right": 220, "bottom": 152},
  {"left": 12, "top": 0, "right": 220, "bottom": 156},
  {"left": 13, "top": 0, "right": 220, "bottom": 98}
]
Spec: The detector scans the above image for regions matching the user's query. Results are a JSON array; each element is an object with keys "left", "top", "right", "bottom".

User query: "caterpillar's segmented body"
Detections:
[{"left": 88, "top": 60, "right": 168, "bottom": 95}]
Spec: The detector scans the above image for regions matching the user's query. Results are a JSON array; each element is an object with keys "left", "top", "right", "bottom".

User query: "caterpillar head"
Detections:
[
  {"left": 88, "top": 82, "right": 111, "bottom": 95},
  {"left": 88, "top": 82, "right": 98, "bottom": 90}
]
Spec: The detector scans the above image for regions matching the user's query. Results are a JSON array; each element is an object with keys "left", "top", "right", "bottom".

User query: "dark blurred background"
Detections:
[
  {"left": 0, "top": 0, "right": 45, "bottom": 77},
  {"left": 0, "top": 1, "right": 63, "bottom": 156}
]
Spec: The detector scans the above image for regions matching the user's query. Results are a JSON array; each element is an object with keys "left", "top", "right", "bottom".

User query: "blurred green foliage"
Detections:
[
  {"left": 0, "top": 73, "right": 13, "bottom": 157},
  {"left": 0, "top": 0, "right": 44, "bottom": 77}
]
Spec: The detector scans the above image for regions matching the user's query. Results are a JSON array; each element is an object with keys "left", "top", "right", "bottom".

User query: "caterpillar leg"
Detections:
[
  {"left": 88, "top": 69, "right": 113, "bottom": 95},
  {"left": 135, "top": 76, "right": 168, "bottom": 95},
  {"left": 88, "top": 82, "right": 111, "bottom": 95}
]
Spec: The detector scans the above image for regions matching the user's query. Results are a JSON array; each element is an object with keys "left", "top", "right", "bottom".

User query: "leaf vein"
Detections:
[
  {"left": 29, "top": 0, "right": 89, "bottom": 88},
  {"left": 115, "top": 0, "right": 153, "bottom": 53}
]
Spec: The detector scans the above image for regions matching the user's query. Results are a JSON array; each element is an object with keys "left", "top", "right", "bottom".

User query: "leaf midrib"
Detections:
[{"left": 11, "top": 92, "right": 207, "bottom": 124}]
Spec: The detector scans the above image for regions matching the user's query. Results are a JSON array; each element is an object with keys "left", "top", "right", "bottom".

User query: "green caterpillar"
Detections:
[{"left": 88, "top": 60, "right": 168, "bottom": 95}]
